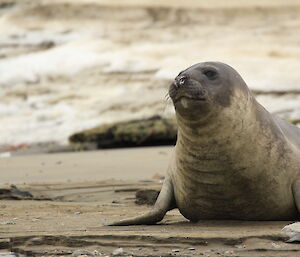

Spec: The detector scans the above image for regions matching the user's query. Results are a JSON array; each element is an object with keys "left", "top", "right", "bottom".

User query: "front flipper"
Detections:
[
  {"left": 109, "top": 175, "right": 175, "bottom": 225},
  {"left": 283, "top": 180, "right": 300, "bottom": 242}
]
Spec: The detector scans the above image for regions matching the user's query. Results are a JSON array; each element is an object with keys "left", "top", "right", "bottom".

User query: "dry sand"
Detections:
[{"left": 1, "top": 147, "right": 300, "bottom": 256}]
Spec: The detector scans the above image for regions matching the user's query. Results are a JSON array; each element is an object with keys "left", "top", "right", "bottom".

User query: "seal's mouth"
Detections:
[{"left": 173, "top": 95, "right": 206, "bottom": 104}]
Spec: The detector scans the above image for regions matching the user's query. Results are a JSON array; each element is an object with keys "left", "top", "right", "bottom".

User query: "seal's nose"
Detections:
[{"left": 175, "top": 75, "right": 187, "bottom": 89}]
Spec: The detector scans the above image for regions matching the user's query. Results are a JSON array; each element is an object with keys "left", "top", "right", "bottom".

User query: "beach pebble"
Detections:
[
  {"left": 0, "top": 253, "right": 19, "bottom": 257},
  {"left": 152, "top": 173, "right": 165, "bottom": 180},
  {"left": 72, "top": 249, "right": 94, "bottom": 257},
  {"left": 271, "top": 242, "right": 281, "bottom": 248},
  {"left": 282, "top": 222, "right": 300, "bottom": 242},
  {"left": 234, "top": 244, "right": 246, "bottom": 249},
  {"left": 0, "top": 254, "right": 18, "bottom": 257},
  {"left": 135, "top": 189, "right": 159, "bottom": 205},
  {"left": 93, "top": 250, "right": 101, "bottom": 256},
  {"left": 0, "top": 220, "right": 16, "bottom": 225},
  {"left": 0, "top": 152, "right": 11, "bottom": 158},
  {"left": 112, "top": 248, "right": 124, "bottom": 256}
]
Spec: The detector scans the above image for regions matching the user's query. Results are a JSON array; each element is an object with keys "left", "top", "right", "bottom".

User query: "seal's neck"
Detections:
[{"left": 175, "top": 93, "right": 255, "bottom": 155}]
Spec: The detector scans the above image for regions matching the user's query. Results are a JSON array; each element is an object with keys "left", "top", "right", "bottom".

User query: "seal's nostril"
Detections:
[
  {"left": 179, "top": 75, "right": 187, "bottom": 86},
  {"left": 174, "top": 75, "right": 187, "bottom": 89}
]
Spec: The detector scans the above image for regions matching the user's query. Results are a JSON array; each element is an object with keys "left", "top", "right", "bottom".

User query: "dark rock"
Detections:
[
  {"left": 0, "top": 185, "right": 52, "bottom": 201},
  {"left": 0, "top": 2, "right": 15, "bottom": 9},
  {"left": 39, "top": 40, "right": 55, "bottom": 49},
  {"left": 0, "top": 185, "right": 33, "bottom": 200},
  {"left": 69, "top": 115, "right": 177, "bottom": 150},
  {"left": 135, "top": 189, "right": 160, "bottom": 205}
]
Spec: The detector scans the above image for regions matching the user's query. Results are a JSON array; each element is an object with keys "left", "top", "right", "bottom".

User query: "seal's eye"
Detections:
[{"left": 203, "top": 69, "right": 218, "bottom": 80}]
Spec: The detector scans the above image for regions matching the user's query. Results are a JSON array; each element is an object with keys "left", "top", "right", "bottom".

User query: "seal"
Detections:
[{"left": 110, "top": 62, "right": 300, "bottom": 241}]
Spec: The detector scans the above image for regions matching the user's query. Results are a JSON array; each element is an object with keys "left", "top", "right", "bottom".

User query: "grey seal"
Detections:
[{"left": 110, "top": 62, "right": 300, "bottom": 241}]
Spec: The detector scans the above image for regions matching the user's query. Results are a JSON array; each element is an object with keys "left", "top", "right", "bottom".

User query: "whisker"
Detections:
[
  {"left": 163, "top": 91, "right": 173, "bottom": 113},
  {"left": 165, "top": 93, "right": 172, "bottom": 102}
]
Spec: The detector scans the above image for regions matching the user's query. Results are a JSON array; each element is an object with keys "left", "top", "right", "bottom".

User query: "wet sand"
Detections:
[
  {"left": 0, "top": 147, "right": 171, "bottom": 184},
  {"left": 1, "top": 147, "right": 300, "bottom": 256}
]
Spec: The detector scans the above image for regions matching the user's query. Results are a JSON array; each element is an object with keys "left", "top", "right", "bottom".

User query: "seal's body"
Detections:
[
  {"left": 174, "top": 108, "right": 300, "bottom": 221},
  {"left": 110, "top": 62, "right": 300, "bottom": 239}
]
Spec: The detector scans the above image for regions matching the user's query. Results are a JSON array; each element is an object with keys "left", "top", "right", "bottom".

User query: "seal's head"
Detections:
[{"left": 169, "top": 62, "right": 250, "bottom": 121}]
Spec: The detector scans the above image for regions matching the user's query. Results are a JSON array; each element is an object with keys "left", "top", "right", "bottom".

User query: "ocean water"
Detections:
[{"left": 0, "top": 0, "right": 299, "bottom": 146}]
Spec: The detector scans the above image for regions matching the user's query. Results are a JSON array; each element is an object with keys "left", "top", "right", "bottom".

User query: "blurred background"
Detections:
[{"left": 0, "top": 0, "right": 300, "bottom": 154}]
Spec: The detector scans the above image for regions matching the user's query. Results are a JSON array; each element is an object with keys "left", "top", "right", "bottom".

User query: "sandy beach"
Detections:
[
  {"left": 1, "top": 0, "right": 300, "bottom": 256},
  {"left": 1, "top": 147, "right": 300, "bottom": 256},
  {"left": 0, "top": 147, "right": 171, "bottom": 184}
]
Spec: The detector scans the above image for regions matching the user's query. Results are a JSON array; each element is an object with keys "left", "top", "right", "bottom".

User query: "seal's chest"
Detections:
[
  {"left": 173, "top": 169, "right": 297, "bottom": 221},
  {"left": 173, "top": 174, "right": 246, "bottom": 220}
]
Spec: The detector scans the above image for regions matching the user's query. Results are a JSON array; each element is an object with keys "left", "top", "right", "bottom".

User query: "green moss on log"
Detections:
[
  {"left": 69, "top": 115, "right": 177, "bottom": 150},
  {"left": 290, "top": 119, "right": 300, "bottom": 125}
]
